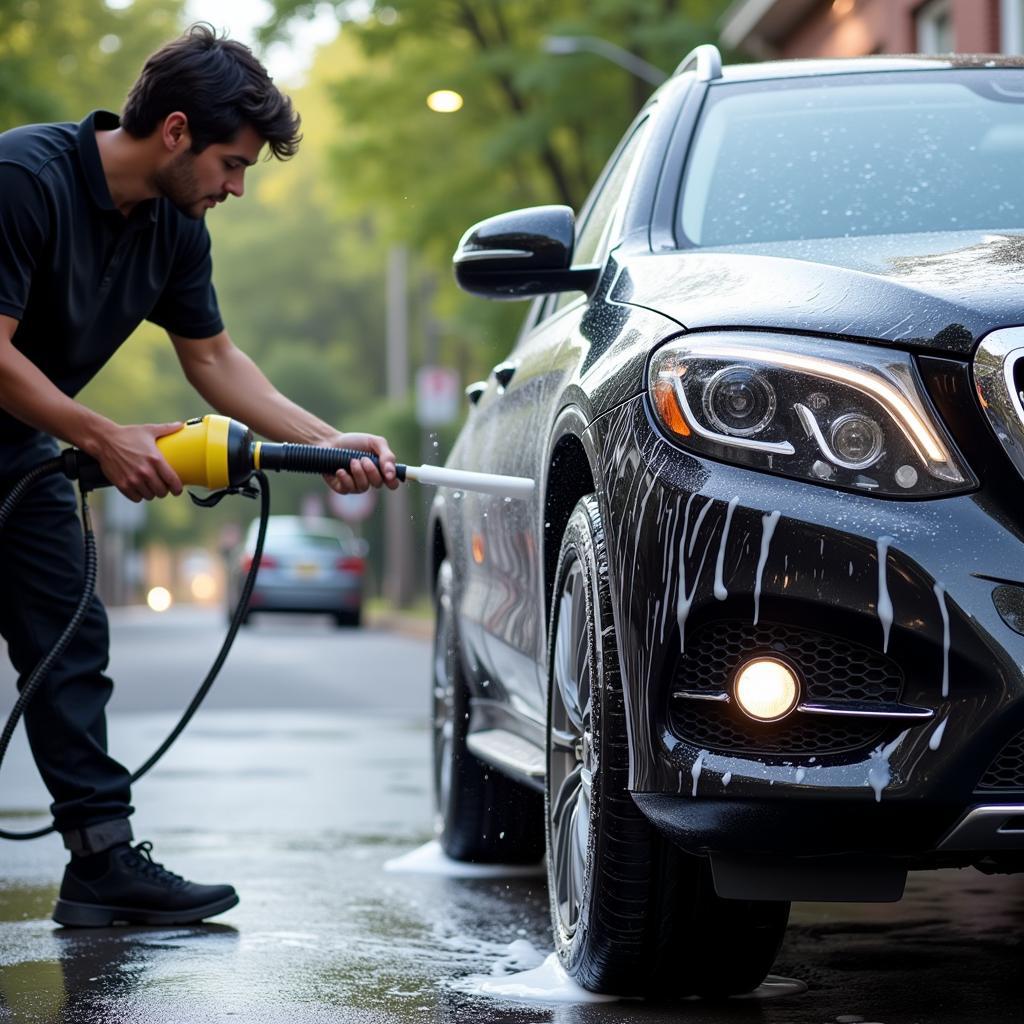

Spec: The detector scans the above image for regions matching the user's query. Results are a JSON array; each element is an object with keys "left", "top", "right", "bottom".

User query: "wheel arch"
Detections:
[
  {"left": 428, "top": 495, "right": 450, "bottom": 596},
  {"left": 543, "top": 407, "right": 600, "bottom": 623}
]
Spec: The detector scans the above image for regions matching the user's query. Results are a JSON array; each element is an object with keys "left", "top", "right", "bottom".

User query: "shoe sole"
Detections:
[{"left": 52, "top": 892, "right": 239, "bottom": 927}]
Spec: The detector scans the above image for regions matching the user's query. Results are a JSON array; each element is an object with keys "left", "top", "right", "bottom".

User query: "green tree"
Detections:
[
  {"left": 261, "top": 0, "right": 734, "bottom": 378},
  {"left": 0, "top": 0, "right": 185, "bottom": 129}
]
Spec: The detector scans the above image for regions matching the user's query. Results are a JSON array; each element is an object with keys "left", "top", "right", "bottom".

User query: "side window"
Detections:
[
  {"left": 574, "top": 120, "right": 649, "bottom": 266},
  {"left": 549, "top": 120, "right": 649, "bottom": 315}
]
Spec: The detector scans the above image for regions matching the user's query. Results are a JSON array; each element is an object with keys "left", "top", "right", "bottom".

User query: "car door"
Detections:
[
  {"left": 474, "top": 118, "right": 654, "bottom": 721},
  {"left": 457, "top": 301, "right": 568, "bottom": 718}
]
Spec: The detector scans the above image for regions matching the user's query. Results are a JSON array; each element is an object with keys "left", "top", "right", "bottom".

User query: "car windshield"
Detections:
[{"left": 679, "top": 70, "right": 1024, "bottom": 247}]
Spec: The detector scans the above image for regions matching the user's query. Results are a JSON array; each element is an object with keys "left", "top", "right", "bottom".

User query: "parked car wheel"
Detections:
[
  {"left": 335, "top": 608, "right": 361, "bottom": 628},
  {"left": 547, "top": 496, "right": 790, "bottom": 996},
  {"left": 432, "top": 559, "right": 544, "bottom": 863}
]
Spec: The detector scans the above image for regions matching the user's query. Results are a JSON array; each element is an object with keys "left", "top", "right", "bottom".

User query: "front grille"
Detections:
[
  {"left": 668, "top": 620, "right": 903, "bottom": 757},
  {"left": 672, "top": 704, "right": 890, "bottom": 756},
  {"left": 976, "top": 730, "right": 1024, "bottom": 791}
]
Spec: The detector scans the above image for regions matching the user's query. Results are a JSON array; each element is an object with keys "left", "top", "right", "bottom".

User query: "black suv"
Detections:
[{"left": 429, "top": 47, "right": 1024, "bottom": 997}]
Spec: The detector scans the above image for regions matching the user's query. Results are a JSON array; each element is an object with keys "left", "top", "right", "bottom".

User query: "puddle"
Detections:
[
  {"left": 715, "top": 976, "right": 809, "bottom": 1000},
  {"left": 0, "top": 883, "right": 58, "bottom": 923},
  {"left": 383, "top": 841, "right": 544, "bottom": 879}
]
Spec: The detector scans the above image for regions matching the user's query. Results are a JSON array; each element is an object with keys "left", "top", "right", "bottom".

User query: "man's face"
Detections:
[{"left": 155, "top": 124, "right": 264, "bottom": 220}]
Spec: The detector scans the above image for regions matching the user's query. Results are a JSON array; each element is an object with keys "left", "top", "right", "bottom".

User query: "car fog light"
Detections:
[{"left": 734, "top": 658, "right": 800, "bottom": 722}]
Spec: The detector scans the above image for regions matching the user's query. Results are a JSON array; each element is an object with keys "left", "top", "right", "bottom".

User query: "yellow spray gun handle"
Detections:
[
  {"left": 156, "top": 415, "right": 244, "bottom": 489},
  {"left": 63, "top": 415, "right": 395, "bottom": 492},
  {"left": 62, "top": 415, "right": 254, "bottom": 492}
]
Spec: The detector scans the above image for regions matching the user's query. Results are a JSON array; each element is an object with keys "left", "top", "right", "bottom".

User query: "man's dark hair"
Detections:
[{"left": 122, "top": 23, "right": 301, "bottom": 159}]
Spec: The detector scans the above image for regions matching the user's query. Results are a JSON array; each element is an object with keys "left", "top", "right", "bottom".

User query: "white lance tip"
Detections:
[{"left": 404, "top": 464, "right": 534, "bottom": 500}]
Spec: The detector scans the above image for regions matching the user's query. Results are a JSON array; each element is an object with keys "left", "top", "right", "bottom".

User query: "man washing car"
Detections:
[{"left": 0, "top": 23, "right": 399, "bottom": 926}]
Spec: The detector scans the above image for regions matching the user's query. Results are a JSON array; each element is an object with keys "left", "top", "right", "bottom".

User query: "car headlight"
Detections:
[{"left": 648, "top": 332, "right": 975, "bottom": 497}]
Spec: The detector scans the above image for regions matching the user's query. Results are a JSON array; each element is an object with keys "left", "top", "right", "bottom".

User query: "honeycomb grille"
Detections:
[
  {"left": 668, "top": 620, "right": 903, "bottom": 757},
  {"left": 976, "top": 730, "right": 1024, "bottom": 791}
]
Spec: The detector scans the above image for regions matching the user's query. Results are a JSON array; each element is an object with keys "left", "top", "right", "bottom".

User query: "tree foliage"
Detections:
[
  {"left": 264, "top": 1, "right": 729, "bottom": 235},
  {"left": 259, "top": 0, "right": 735, "bottom": 376},
  {"left": 0, "top": 0, "right": 185, "bottom": 129}
]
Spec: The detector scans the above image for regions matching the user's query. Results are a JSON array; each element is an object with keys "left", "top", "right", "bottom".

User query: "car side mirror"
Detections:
[{"left": 453, "top": 205, "right": 600, "bottom": 300}]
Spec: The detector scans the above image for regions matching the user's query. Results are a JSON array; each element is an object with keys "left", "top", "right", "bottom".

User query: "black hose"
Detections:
[
  {"left": 0, "top": 465, "right": 271, "bottom": 841},
  {"left": 127, "top": 471, "right": 269, "bottom": 782},
  {"left": 0, "top": 485, "right": 97, "bottom": 841},
  {"left": 0, "top": 457, "right": 63, "bottom": 530}
]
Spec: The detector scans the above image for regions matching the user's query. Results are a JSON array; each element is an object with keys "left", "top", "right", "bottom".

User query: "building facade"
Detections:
[{"left": 721, "top": 0, "right": 1024, "bottom": 59}]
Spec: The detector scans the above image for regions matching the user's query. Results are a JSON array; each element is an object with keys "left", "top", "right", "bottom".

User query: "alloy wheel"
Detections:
[
  {"left": 548, "top": 558, "right": 594, "bottom": 937},
  {"left": 432, "top": 573, "right": 455, "bottom": 819}
]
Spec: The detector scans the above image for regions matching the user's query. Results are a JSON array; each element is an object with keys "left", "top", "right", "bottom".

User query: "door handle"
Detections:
[{"left": 493, "top": 361, "right": 518, "bottom": 389}]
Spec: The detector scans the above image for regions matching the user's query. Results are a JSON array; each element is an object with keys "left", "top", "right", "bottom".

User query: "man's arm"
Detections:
[
  {"left": 0, "top": 314, "right": 184, "bottom": 501},
  {"left": 169, "top": 329, "right": 398, "bottom": 494}
]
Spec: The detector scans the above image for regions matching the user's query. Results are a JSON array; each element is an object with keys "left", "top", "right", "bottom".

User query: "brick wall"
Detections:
[{"left": 775, "top": 0, "right": 1000, "bottom": 58}]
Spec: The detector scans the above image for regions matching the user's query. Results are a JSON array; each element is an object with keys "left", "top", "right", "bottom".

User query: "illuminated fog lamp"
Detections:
[{"left": 734, "top": 658, "right": 800, "bottom": 722}]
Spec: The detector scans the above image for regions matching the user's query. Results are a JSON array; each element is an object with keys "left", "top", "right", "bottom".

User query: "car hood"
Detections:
[{"left": 611, "top": 230, "right": 1024, "bottom": 356}]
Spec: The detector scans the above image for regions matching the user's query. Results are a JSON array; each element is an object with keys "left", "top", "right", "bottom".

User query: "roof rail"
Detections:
[{"left": 674, "top": 43, "right": 723, "bottom": 82}]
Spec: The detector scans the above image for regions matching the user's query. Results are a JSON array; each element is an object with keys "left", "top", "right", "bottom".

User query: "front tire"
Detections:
[
  {"left": 432, "top": 559, "right": 543, "bottom": 863},
  {"left": 546, "top": 496, "right": 789, "bottom": 996}
]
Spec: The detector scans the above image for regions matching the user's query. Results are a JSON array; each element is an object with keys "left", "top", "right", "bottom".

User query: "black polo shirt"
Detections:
[{"left": 0, "top": 110, "right": 224, "bottom": 441}]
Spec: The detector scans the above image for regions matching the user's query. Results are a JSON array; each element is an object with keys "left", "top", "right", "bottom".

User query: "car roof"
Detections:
[{"left": 712, "top": 53, "right": 1024, "bottom": 84}]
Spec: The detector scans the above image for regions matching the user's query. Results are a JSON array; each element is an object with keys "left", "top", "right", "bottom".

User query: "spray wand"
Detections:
[{"left": 61, "top": 414, "right": 535, "bottom": 500}]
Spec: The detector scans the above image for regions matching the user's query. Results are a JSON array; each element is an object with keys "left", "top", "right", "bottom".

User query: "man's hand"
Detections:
[
  {"left": 93, "top": 422, "right": 185, "bottom": 502},
  {"left": 314, "top": 431, "right": 401, "bottom": 495}
]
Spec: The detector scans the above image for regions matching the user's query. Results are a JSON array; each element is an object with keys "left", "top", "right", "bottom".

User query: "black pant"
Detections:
[{"left": 0, "top": 432, "right": 133, "bottom": 838}]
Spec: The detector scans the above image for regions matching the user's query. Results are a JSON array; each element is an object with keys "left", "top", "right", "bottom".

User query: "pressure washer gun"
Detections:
[{"left": 58, "top": 414, "right": 534, "bottom": 501}]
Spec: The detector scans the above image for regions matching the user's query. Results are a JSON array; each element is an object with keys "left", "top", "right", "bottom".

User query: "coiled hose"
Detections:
[{"left": 0, "top": 463, "right": 270, "bottom": 841}]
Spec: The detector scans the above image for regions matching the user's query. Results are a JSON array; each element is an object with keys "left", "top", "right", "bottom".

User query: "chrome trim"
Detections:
[
  {"left": 672, "top": 690, "right": 731, "bottom": 702},
  {"left": 671, "top": 375, "right": 796, "bottom": 455},
  {"left": 937, "top": 804, "right": 1024, "bottom": 851},
  {"left": 974, "top": 327, "right": 1024, "bottom": 481},
  {"left": 671, "top": 691, "right": 932, "bottom": 721},
  {"left": 454, "top": 248, "right": 534, "bottom": 263},
  {"left": 797, "top": 701, "right": 934, "bottom": 720},
  {"left": 674, "top": 43, "right": 723, "bottom": 82}
]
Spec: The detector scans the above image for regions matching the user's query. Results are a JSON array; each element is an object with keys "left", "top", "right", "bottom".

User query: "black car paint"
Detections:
[
  {"left": 432, "top": 59, "right": 1024, "bottom": 886},
  {"left": 613, "top": 233, "right": 1024, "bottom": 356}
]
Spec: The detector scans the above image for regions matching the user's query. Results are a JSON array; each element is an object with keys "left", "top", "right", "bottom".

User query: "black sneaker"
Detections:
[{"left": 53, "top": 840, "right": 239, "bottom": 927}]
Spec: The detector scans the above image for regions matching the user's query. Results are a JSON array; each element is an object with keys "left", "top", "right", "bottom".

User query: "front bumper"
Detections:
[{"left": 589, "top": 394, "right": 1024, "bottom": 859}]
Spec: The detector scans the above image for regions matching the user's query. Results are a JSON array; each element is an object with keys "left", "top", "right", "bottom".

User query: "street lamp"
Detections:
[
  {"left": 542, "top": 34, "right": 667, "bottom": 85},
  {"left": 426, "top": 89, "right": 464, "bottom": 113}
]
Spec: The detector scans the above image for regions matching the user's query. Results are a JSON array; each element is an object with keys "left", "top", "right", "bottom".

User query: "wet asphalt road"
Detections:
[{"left": 0, "top": 607, "right": 1022, "bottom": 1023}]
